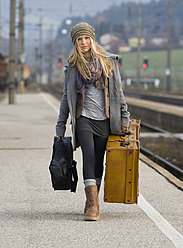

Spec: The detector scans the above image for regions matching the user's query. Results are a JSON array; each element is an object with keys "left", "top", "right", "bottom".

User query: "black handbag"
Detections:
[{"left": 49, "top": 136, "right": 78, "bottom": 192}]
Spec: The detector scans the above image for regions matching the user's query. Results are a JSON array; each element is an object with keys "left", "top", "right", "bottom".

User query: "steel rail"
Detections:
[
  {"left": 141, "top": 121, "right": 183, "bottom": 141},
  {"left": 124, "top": 91, "right": 183, "bottom": 106},
  {"left": 140, "top": 146, "right": 183, "bottom": 181},
  {"left": 140, "top": 121, "right": 183, "bottom": 180}
]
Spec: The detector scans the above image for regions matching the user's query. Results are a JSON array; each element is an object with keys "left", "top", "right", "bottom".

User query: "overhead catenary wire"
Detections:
[{"left": 120, "top": 0, "right": 183, "bottom": 32}]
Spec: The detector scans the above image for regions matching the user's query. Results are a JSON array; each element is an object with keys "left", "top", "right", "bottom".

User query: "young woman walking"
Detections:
[{"left": 56, "top": 22, "right": 130, "bottom": 221}]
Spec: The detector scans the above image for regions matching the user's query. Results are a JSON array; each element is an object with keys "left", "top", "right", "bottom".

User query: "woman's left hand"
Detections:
[{"left": 122, "top": 126, "right": 128, "bottom": 132}]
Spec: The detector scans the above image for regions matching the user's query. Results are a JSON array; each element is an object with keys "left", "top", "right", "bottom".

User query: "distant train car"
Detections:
[{"left": 0, "top": 53, "right": 8, "bottom": 92}]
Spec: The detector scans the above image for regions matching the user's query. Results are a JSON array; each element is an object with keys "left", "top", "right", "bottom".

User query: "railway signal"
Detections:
[
  {"left": 58, "top": 57, "right": 62, "bottom": 67},
  {"left": 118, "top": 57, "right": 122, "bottom": 67},
  {"left": 143, "top": 58, "right": 148, "bottom": 69}
]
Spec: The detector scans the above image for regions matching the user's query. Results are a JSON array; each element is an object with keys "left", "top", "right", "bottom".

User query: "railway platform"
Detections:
[
  {"left": 0, "top": 92, "right": 183, "bottom": 248},
  {"left": 126, "top": 96, "right": 183, "bottom": 133}
]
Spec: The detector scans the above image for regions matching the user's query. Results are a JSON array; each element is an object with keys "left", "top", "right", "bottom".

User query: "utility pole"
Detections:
[
  {"left": 34, "top": 47, "right": 38, "bottom": 84},
  {"left": 166, "top": 0, "right": 172, "bottom": 92},
  {"left": 137, "top": 7, "right": 142, "bottom": 87},
  {"left": 17, "top": 0, "right": 24, "bottom": 93},
  {"left": 38, "top": 17, "right": 43, "bottom": 84},
  {"left": 0, "top": 0, "right": 1, "bottom": 52},
  {"left": 8, "top": 0, "right": 16, "bottom": 104},
  {"left": 48, "top": 24, "right": 53, "bottom": 84}
]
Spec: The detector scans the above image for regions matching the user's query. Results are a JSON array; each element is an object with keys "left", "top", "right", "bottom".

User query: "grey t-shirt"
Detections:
[{"left": 82, "top": 83, "right": 107, "bottom": 120}]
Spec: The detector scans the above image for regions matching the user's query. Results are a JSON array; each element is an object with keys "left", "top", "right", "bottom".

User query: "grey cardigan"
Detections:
[{"left": 56, "top": 54, "right": 130, "bottom": 150}]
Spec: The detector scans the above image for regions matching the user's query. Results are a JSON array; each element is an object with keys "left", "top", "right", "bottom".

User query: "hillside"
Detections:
[
  {"left": 97, "top": 0, "right": 183, "bottom": 41},
  {"left": 55, "top": 0, "right": 183, "bottom": 54}
]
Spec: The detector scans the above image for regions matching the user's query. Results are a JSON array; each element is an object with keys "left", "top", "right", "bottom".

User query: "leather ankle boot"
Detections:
[
  {"left": 84, "top": 184, "right": 100, "bottom": 214},
  {"left": 84, "top": 185, "right": 99, "bottom": 221}
]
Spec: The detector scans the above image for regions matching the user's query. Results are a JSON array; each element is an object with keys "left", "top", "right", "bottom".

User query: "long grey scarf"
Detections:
[{"left": 76, "top": 57, "right": 105, "bottom": 94}]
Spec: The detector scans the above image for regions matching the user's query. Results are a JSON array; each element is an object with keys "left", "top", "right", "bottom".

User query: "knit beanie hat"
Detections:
[{"left": 71, "top": 22, "right": 95, "bottom": 45}]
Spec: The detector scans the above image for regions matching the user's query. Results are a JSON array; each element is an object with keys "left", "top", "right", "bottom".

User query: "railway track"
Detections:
[
  {"left": 141, "top": 121, "right": 183, "bottom": 141},
  {"left": 41, "top": 84, "right": 63, "bottom": 100},
  {"left": 124, "top": 89, "right": 183, "bottom": 106},
  {"left": 140, "top": 146, "right": 183, "bottom": 182},
  {"left": 42, "top": 85, "right": 183, "bottom": 181},
  {"left": 140, "top": 121, "right": 183, "bottom": 181}
]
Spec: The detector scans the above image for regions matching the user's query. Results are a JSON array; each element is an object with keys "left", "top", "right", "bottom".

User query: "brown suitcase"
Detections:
[{"left": 104, "top": 119, "right": 140, "bottom": 204}]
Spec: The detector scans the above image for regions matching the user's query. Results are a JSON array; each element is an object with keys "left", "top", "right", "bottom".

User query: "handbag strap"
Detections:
[{"left": 71, "top": 160, "right": 78, "bottom": 193}]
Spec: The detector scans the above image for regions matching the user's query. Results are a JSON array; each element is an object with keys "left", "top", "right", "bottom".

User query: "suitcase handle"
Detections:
[
  {"left": 121, "top": 131, "right": 132, "bottom": 137},
  {"left": 120, "top": 142, "right": 130, "bottom": 147}
]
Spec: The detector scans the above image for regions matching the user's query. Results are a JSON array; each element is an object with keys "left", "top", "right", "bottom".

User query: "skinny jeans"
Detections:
[{"left": 77, "top": 131, "right": 108, "bottom": 180}]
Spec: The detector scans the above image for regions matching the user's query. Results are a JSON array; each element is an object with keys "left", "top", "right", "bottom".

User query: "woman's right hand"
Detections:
[{"left": 59, "top": 136, "right": 64, "bottom": 140}]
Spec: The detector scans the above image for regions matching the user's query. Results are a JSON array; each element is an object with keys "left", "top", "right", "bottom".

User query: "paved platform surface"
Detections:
[{"left": 0, "top": 92, "right": 183, "bottom": 248}]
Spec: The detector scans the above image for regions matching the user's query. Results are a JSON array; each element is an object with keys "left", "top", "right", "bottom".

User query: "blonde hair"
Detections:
[{"left": 68, "top": 37, "right": 115, "bottom": 80}]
